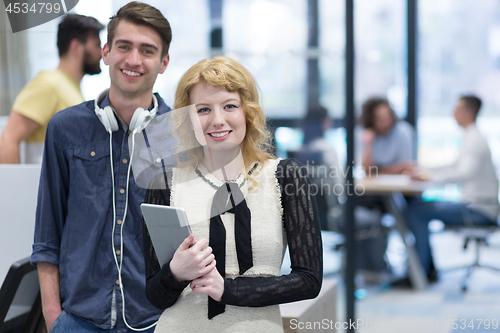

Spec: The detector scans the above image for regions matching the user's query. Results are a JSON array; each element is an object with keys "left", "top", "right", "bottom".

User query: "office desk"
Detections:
[
  {"left": 280, "top": 279, "right": 338, "bottom": 333},
  {"left": 356, "top": 175, "right": 432, "bottom": 290}
]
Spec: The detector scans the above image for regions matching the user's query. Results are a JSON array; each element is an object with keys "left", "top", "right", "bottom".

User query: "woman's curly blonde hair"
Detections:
[{"left": 171, "top": 56, "right": 274, "bottom": 182}]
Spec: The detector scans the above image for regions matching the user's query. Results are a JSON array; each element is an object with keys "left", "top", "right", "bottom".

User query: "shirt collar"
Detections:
[{"left": 464, "top": 122, "right": 476, "bottom": 131}]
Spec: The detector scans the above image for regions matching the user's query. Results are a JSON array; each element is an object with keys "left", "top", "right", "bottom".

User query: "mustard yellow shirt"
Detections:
[{"left": 13, "top": 69, "right": 84, "bottom": 143}]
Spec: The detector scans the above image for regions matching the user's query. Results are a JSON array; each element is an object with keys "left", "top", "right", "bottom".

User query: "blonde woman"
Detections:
[{"left": 143, "top": 56, "right": 322, "bottom": 332}]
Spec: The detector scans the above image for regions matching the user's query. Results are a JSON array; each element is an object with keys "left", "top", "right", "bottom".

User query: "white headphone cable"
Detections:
[{"left": 110, "top": 128, "right": 157, "bottom": 331}]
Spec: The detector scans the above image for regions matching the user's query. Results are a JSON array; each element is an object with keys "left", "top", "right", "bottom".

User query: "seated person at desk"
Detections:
[
  {"left": 358, "top": 97, "right": 415, "bottom": 175},
  {"left": 407, "top": 95, "right": 499, "bottom": 283},
  {"left": 143, "top": 56, "right": 323, "bottom": 332},
  {"left": 297, "top": 104, "right": 342, "bottom": 230},
  {"left": 356, "top": 97, "right": 416, "bottom": 274},
  {"left": 299, "top": 103, "right": 339, "bottom": 168}
]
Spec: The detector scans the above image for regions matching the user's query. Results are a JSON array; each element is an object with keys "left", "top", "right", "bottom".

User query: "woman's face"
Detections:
[
  {"left": 373, "top": 104, "right": 394, "bottom": 135},
  {"left": 189, "top": 81, "right": 247, "bottom": 152}
]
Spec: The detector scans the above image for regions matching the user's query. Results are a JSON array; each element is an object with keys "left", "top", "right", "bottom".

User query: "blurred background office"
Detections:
[
  {"left": 2, "top": 0, "right": 500, "bottom": 332},
  {"left": 2, "top": 0, "right": 500, "bottom": 170}
]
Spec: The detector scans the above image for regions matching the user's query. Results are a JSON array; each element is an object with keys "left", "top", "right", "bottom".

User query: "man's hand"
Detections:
[
  {"left": 190, "top": 267, "right": 224, "bottom": 302},
  {"left": 37, "top": 262, "right": 62, "bottom": 332},
  {"left": 170, "top": 234, "right": 216, "bottom": 282},
  {"left": 44, "top": 308, "right": 62, "bottom": 332}
]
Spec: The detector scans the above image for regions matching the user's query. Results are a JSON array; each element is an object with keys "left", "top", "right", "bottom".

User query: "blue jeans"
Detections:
[
  {"left": 406, "top": 200, "right": 495, "bottom": 274},
  {"left": 50, "top": 311, "right": 156, "bottom": 333}
]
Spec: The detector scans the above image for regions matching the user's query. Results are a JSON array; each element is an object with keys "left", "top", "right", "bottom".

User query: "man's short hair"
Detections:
[
  {"left": 460, "top": 95, "right": 482, "bottom": 118},
  {"left": 57, "top": 14, "right": 104, "bottom": 57},
  {"left": 359, "top": 97, "right": 397, "bottom": 129},
  {"left": 107, "top": 2, "right": 172, "bottom": 58},
  {"left": 305, "top": 103, "right": 329, "bottom": 122}
]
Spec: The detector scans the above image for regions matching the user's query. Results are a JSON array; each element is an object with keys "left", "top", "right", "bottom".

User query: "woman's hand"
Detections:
[
  {"left": 395, "top": 161, "right": 417, "bottom": 174},
  {"left": 409, "top": 166, "right": 430, "bottom": 181},
  {"left": 170, "top": 234, "right": 216, "bottom": 282},
  {"left": 362, "top": 128, "right": 376, "bottom": 146},
  {"left": 190, "top": 267, "right": 225, "bottom": 302}
]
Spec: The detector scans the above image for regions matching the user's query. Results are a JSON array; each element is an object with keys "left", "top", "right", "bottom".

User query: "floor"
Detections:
[{"left": 321, "top": 228, "right": 500, "bottom": 333}]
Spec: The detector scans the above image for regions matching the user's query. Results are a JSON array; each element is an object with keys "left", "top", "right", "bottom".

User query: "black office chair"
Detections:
[
  {"left": 291, "top": 149, "right": 389, "bottom": 275},
  {"left": 287, "top": 150, "right": 342, "bottom": 231},
  {"left": 442, "top": 223, "right": 500, "bottom": 292},
  {"left": 0, "top": 257, "right": 44, "bottom": 333}
]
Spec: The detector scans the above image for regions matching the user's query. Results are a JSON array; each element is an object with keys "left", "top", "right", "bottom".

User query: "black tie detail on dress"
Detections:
[{"left": 208, "top": 182, "right": 252, "bottom": 319}]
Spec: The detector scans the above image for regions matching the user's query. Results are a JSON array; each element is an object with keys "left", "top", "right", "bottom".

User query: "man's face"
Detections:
[
  {"left": 102, "top": 20, "right": 169, "bottom": 99},
  {"left": 453, "top": 99, "right": 471, "bottom": 128},
  {"left": 82, "top": 33, "right": 102, "bottom": 75}
]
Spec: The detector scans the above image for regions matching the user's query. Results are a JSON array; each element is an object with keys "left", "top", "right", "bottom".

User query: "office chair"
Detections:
[
  {"left": 288, "top": 150, "right": 343, "bottom": 231},
  {"left": 443, "top": 223, "right": 500, "bottom": 292},
  {"left": 0, "top": 257, "right": 44, "bottom": 333}
]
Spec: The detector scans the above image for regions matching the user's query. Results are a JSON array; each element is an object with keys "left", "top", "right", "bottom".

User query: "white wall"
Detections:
[{"left": 0, "top": 165, "right": 41, "bottom": 283}]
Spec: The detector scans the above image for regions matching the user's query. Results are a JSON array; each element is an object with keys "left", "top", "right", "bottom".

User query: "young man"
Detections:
[
  {"left": 31, "top": 3, "right": 172, "bottom": 332},
  {"left": 0, "top": 14, "right": 103, "bottom": 164},
  {"left": 407, "top": 95, "right": 499, "bottom": 283}
]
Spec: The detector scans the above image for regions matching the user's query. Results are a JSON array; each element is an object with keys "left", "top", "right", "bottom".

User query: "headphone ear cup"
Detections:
[
  {"left": 104, "top": 106, "right": 119, "bottom": 132},
  {"left": 95, "top": 105, "right": 119, "bottom": 132},
  {"left": 129, "top": 94, "right": 159, "bottom": 133},
  {"left": 129, "top": 108, "right": 147, "bottom": 133}
]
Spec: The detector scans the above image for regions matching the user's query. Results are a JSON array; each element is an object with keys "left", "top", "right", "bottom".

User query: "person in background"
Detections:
[
  {"left": 300, "top": 103, "right": 339, "bottom": 169},
  {"left": 354, "top": 97, "right": 416, "bottom": 276},
  {"left": 0, "top": 14, "right": 103, "bottom": 164},
  {"left": 297, "top": 104, "right": 342, "bottom": 230},
  {"left": 30, "top": 3, "right": 172, "bottom": 332},
  {"left": 143, "top": 56, "right": 322, "bottom": 332},
  {"left": 406, "top": 95, "right": 499, "bottom": 284},
  {"left": 359, "top": 97, "right": 415, "bottom": 175}
]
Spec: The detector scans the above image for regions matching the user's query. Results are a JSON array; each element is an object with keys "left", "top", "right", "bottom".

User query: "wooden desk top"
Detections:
[{"left": 356, "top": 174, "right": 432, "bottom": 195}]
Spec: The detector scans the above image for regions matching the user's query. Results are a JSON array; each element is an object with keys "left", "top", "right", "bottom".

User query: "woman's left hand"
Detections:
[{"left": 190, "top": 267, "right": 224, "bottom": 302}]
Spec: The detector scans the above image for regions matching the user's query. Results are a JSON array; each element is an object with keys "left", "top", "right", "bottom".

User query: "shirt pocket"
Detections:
[{"left": 71, "top": 144, "right": 111, "bottom": 194}]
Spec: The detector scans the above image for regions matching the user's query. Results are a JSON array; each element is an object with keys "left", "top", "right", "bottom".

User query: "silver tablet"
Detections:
[{"left": 141, "top": 203, "right": 192, "bottom": 267}]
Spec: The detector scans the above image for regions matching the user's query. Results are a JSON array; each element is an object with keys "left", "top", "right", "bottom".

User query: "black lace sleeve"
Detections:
[
  {"left": 143, "top": 173, "right": 189, "bottom": 310},
  {"left": 220, "top": 159, "right": 323, "bottom": 306}
]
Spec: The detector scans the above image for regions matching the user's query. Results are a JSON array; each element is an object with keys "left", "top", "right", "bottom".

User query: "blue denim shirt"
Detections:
[{"left": 31, "top": 93, "right": 170, "bottom": 332}]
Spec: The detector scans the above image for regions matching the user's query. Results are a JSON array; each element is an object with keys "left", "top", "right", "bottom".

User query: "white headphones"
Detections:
[
  {"left": 94, "top": 89, "right": 159, "bottom": 331},
  {"left": 94, "top": 89, "right": 158, "bottom": 133}
]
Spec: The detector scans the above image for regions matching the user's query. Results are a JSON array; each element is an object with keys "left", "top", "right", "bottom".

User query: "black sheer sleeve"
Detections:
[
  {"left": 220, "top": 159, "right": 323, "bottom": 306},
  {"left": 143, "top": 173, "right": 189, "bottom": 310}
]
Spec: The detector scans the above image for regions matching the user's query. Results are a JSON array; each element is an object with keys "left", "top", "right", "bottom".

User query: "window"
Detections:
[
  {"left": 224, "top": 0, "right": 307, "bottom": 118},
  {"left": 355, "top": 0, "right": 407, "bottom": 118},
  {"left": 319, "top": 0, "right": 345, "bottom": 119},
  {"left": 418, "top": 0, "right": 500, "bottom": 170}
]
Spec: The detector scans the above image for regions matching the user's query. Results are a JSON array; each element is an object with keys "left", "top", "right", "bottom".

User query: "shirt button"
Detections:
[
  {"left": 90, "top": 151, "right": 96, "bottom": 157},
  {"left": 156, "top": 158, "right": 161, "bottom": 164},
  {"left": 120, "top": 189, "right": 125, "bottom": 194},
  {"left": 128, "top": 130, "right": 132, "bottom": 135},
  {"left": 122, "top": 158, "right": 128, "bottom": 164},
  {"left": 116, "top": 250, "right": 121, "bottom": 255},
  {"left": 117, "top": 219, "right": 122, "bottom": 225},
  {"left": 116, "top": 279, "right": 120, "bottom": 285}
]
